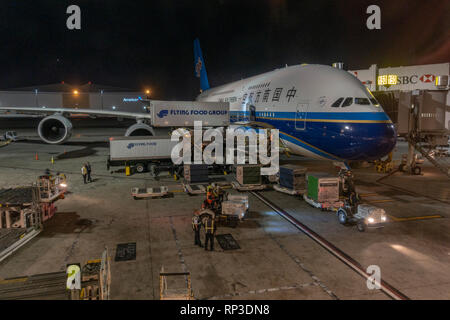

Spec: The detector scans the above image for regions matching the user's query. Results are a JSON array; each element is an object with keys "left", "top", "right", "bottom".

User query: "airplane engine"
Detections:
[
  {"left": 38, "top": 115, "right": 73, "bottom": 144},
  {"left": 125, "top": 123, "right": 155, "bottom": 136}
]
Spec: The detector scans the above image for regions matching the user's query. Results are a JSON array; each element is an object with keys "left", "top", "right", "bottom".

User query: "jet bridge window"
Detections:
[
  {"left": 355, "top": 97, "right": 370, "bottom": 105},
  {"left": 341, "top": 97, "right": 353, "bottom": 107},
  {"left": 331, "top": 97, "right": 344, "bottom": 108}
]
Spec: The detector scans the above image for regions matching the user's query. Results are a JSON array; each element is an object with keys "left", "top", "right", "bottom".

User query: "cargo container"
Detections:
[
  {"left": 107, "top": 136, "right": 179, "bottom": 174},
  {"left": 279, "top": 164, "right": 307, "bottom": 191},
  {"left": 306, "top": 173, "right": 340, "bottom": 203},
  {"left": 235, "top": 164, "right": 262, "bottom": 185},
  {"left": 184, "top": 164, "right": 209, "bottom": 183}
]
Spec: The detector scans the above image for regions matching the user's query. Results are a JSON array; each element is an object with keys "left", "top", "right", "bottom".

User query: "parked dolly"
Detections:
[
  {"left": 337, "top": 203, "right": 387, "bottom": 232},
  {"left": 131, "top": 186, "right": 170, "bottom": 200}
]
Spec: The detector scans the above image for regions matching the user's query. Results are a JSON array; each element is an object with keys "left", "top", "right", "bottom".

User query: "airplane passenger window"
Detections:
[
  {"left": 331, "top": 97, "right": 343, "bottom": 108},
  {"left": 355, "top": 98, "right": 370, "bottom": 105},
  {"left": 341, "top": 97, "right": 353, "bottom": 107}
]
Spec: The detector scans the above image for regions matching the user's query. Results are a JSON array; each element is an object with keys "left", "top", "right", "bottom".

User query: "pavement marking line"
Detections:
[
  {"left": 265, "top": 231, "right": 339, "bottom": 300},
  {"left": 168, "top": 216, "right": 191, "bottom": 292},
  {"left": 359, "top": 193, "right": 379, "bottom": 197},
  {"left": 204, "top": 282, "right": 315, "bottom": 300},
  {"left": 251, "top": 191, "right": 410, "bottom": 301},
  {"left": 366, "top": 199, "right": 395, "bottom": 203},
  {"left": 388, "top": 214, "right": 443, "bottom": 222},
  {"left": 0, "top": 277, "right": 28, "bottom": 284}
]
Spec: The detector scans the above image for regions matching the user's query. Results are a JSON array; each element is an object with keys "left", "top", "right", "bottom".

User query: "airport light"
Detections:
[{"left": 73, "top": 90, "right": 79, "bottom": 95}]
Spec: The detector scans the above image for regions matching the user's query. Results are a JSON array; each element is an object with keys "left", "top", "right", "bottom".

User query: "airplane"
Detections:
[
  {"left": 193, "top": 39, "right": 396, "bottom": 162},
  {"left": 0, "top": 38, "right": 396, "bottom": 163}
]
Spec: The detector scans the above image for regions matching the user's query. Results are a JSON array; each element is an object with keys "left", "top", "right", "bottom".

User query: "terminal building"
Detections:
[{"left": 0, "top": 82, "right": 149, "bottom": 114}]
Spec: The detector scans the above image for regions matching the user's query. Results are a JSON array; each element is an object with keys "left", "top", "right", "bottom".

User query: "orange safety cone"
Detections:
[{"left": 35, "top": 153, "right": 39, "bottom": 160}]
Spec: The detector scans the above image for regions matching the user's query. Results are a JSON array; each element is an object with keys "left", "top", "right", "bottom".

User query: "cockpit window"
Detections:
[
  {"left": 355, "top": 97, "right": 370, "bottom": 105},
  {"left": 369, "top": 98, "right": 379, "bottom": 106},
  {"left": 331, "top": 97, "right": 344, "bottom": 108},
  {"left": 365, "top": 87, "right": 380, "bottom": 107},
  {"left": 341, "top": 97, "right": 353, "bottom": 107}
]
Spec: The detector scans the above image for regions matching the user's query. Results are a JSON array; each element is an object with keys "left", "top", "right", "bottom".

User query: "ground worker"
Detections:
[
  {"left": 205, "top": 185, "right": 216, "bottom": 210},
  {"left": 192, "top": 212, "right": 202, "bottom": 247},
  {"left": 204, "top": 215, "right": 216, "bottom": 251},
  {"left": 81, "top": 164, "right": 88, "bottom": 184},
  {"left": 86, "top": 162, "right": 92, "bottom": 182}
]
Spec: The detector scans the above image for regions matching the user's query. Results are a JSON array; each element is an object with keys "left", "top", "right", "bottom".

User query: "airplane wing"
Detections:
[{"left": 0, "top": 106, "right": 151, "bottom": 120}]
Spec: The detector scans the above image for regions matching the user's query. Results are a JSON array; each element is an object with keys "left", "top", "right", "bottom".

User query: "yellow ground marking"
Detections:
[
  {"left": 388, "top": 214, "right": 443, "bottom": 222},
  {"left": 0, "top": 277, "right": 28, "bottom": 284},
  {"left": 359, "top": 193, "right": 379, "bottom": 197},
  {"left": 367, "top": 199, "right": 395, "bottom": 203}
]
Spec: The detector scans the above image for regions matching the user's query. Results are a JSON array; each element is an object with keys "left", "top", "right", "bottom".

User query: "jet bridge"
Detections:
[{"left": 396, "top": 90, "right": 450, "bottom": 177}]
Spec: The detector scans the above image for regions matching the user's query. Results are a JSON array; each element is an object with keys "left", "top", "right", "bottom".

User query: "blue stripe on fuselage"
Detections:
[{"left": 229, "top": 111, "right": 396, "bottom": 160}]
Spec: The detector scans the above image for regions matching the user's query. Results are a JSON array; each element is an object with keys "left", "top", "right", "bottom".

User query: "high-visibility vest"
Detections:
[
  {"left": 206, "top": 191, "right": 215, "bottom": 204},
  {"left": 192, "top": 216, "right": 200, "bottom": 231},
  {"left": 204, "top": 219, "right": 215, "bottom": 233},
  {"left": 81, "top": 167, "right": 87, "bottom": 175}
]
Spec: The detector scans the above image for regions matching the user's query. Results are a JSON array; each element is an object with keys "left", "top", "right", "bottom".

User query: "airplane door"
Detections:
[
  {"left": 295, "top": 102, "right": 308, "bottom": 130},
  {"left": 249, "top": 105, "right": 256, "bottom": 121}
]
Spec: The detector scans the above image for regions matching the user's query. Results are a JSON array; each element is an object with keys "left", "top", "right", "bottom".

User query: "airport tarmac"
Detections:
[{"left": 0, "top": 126, "right": 449, "bottom": 300}]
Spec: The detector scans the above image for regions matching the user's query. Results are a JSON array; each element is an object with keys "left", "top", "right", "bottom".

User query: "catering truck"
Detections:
[
  {"left": 107, "top": 136, "right": 180, "bottom": 176},
  {"left": 149, "top": 100, "right": 229, "bottom": 127}
]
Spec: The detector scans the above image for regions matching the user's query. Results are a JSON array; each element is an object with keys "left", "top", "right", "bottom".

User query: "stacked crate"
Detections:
[
  {"left": 306, "top": 173, "right": 339, "bottom": 203},
  {"left": 279, "top": 164, "right": 307, "bottom": 191},
  {"left": 184, "top": 164, "right": 209, "bottom": 183},
  {"left": 235, "top": 165, "right": 262, "bottom": 185}
]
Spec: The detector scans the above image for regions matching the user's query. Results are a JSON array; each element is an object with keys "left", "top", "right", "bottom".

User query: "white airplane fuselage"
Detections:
[{"left": 196, "top": 64, "right": 396, "bottom": 161}]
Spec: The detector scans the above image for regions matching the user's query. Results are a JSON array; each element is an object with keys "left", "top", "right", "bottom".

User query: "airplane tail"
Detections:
[{"left": 193, "top": 38, "right": 210, "bottom": 92}]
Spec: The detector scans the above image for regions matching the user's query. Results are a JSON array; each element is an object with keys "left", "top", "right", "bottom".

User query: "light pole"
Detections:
[{"left": 101, "top": 90, "right": 104, "bottom": 111}]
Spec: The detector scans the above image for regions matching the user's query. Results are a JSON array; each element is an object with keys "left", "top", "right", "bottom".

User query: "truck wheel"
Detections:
[
  {"left": 357, "top": 221, "right": 366, "bottom": 232},
  {"left": 413, "top": 166, "right": 421, "bottom": 175},
  {"left": 338, "top": 209, "right": 347, "bottom": 225},
  {"left": 399, "top": 164, "right": 405, "bottom": 172},
  {"left": 135, "top": 163, "right": 145, "bottom": 173}
]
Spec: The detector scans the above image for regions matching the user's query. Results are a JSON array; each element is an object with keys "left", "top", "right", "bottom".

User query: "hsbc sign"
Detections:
[
  {"left": 419, "top": 74, "right": 435, "bottom": 83},
  {"left": 350, "top": 63, "right": 449, "bottom": 91},
  {"left": 395, "top": 74, "right": 435, "bottom": 85}
]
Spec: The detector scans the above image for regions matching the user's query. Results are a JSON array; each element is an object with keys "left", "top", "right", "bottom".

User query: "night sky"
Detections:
[{"left": 0, "top": 0, "right": 449, "bottom": 100}]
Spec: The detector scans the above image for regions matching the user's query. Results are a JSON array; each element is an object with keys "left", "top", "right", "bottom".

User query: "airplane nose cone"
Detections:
[{"left": 359, "top": 123, "right": 397, "bottom": 160}]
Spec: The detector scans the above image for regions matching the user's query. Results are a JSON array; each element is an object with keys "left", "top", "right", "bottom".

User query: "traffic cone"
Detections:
[{"left": 35, "top": 153, "right": 38, "bottom": 160}]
